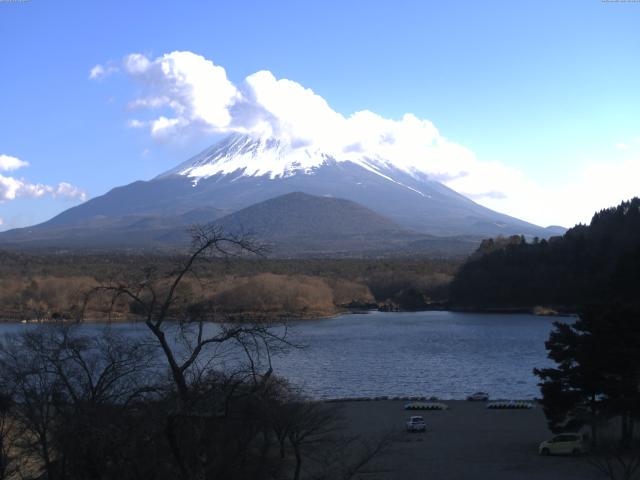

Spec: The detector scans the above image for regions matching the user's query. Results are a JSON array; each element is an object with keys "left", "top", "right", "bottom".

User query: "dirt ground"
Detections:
[{"left": 336, "top": 400, "right": 602, "bottom": 480}]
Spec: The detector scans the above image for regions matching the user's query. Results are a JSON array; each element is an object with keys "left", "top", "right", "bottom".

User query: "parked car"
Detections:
[
  {"left": 406, "top": 416, "right": 426, "bottom": 432},
  {"left": 539, "top": 433, "right": 588, "bottom": 456},
  {"left": 466, "top": 392, "right": 489, "bottom": 401}
]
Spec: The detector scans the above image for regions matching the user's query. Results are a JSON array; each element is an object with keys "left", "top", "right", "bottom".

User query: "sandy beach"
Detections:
[{"left": 336, "top": 400, "right": 601, "bottom": 480}]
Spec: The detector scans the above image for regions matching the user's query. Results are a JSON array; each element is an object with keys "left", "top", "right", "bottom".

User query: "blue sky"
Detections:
[{"left": 1, "top": 0, "right": 639, "bottom": 230}]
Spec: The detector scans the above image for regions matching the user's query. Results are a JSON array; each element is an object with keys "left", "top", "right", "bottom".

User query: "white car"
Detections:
[
  {"left": 466, "top": 392, "right": 489, "bottom": 401},
  {"left": 539, "top": 433, "right": 588, "bottom": 456},
  {"left": 406, "top": 416, "right": 426, "bottom": 432}
]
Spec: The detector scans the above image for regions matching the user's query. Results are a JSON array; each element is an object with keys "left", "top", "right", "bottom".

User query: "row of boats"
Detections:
[{"left": 404, "top": 400, "right": 534, "bottom": 410}]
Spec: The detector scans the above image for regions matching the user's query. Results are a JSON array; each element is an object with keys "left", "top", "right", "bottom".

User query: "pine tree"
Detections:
[{"left": 535, "top": 303, "right": 640, "bottom": 446}]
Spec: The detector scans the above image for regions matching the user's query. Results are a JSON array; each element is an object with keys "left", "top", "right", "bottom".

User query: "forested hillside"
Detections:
[
  {"left": 450, "top": 198, "right": 640, "bottom": 310},
  {"left": 0, "top": 254, "right": 457, "bottom": 321}
]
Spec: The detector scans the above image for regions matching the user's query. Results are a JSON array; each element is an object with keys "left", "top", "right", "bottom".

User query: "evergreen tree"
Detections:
[
  {"left": 535, "top": 303, "right": 640, "bottom": 445},
  {"left": 451, "top": 197, "right": 640, "bottom": 311}
]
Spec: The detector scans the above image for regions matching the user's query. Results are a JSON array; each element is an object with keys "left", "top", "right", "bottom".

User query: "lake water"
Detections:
[{"left": 0, "top": 311, "right": 567, "bottom": 400}]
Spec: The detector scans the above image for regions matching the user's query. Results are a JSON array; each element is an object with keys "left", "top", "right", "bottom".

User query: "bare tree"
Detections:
[
  {"left": 262, "top": 386, "right": 394, "bottom": 480},
  {"left": 0, "top": 332, "right": 62, "bottom": 479},
  {"left": 0, "top": 391, "right": 18, "bottom": 480},
  {"left": 84, "top": 225, "right": 286, "bottom": 407},
  {"left": 282, "top": 400, "right": 340, "bottom": 480},
  {"left": 20, "top": 326, "right": 157, "bottom": 407},
  {"left": 0, "top": 225, "right": 394, "bottom": 480},
  {"left": 309, "top": 429, "right": 396, "bottom": 480},
  {"left": 81, "top": 225, "right": 300, "bottom": 479},
  {"left": 0, "top": 325, "right": 160, "bottom": 480},
  {"left": 588, "top": 439, "right": 640, "bottom": 480}
]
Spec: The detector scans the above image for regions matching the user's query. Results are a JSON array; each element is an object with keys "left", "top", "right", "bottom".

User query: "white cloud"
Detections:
[
  {"left": 53, "top": 182, "right": 87, "bottom": 200},
  {"left": 0, "top": 154, "right": 29, "bottom": 172},
  {"left": 113, "top": 51, "right": 476, "bottom": 175},
  {"left": 0, "top": 175, "right": 22, "bottom": 201},
  {"left": 466, "top": 157, "right": 640, "bottom": 227},
  {"left": 98, "top": 50, "right": 640, "bottom": 228},
  {"left": 241, "top": 70, "right": 345, "bottom": 144},
  {"left": 0, "top": 175, "right": 87, "bottom": 202},
  {"left": 127, "top": 119, "right": 146, "bottom": 128},
  {"left": 121, "top": 51, "right": 240, "bottom": 139},
  {"left": 150, "top": 116, "right": 182, "bottom": 137},
  {"left": 616, "top": 143, "right": 629, "bottom": 150},
  {"left": 89, "top": 63, "right": 118, "bottom": 80},
  {"left": 123, "top": 53, "right": 151, "bottom": 75},
  {"left": 0, "top": 217, "right": 3, "bottom": 226},
  {"left": 0, "top": 154, "right": 87, "bottom": 202},
  {"left": 89, "top": 64, "right": 105, "bottom": 79}
]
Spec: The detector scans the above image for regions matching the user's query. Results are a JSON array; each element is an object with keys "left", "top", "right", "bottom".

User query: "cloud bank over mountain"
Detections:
[
  {"left": 93, "top": 52, "right": 495, "bottom": 199},
  {"left": 91, "top": 51, "right": 640, "bottom": 227}
]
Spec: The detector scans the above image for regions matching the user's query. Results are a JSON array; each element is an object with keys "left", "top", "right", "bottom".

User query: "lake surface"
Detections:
[
  {"left": 0, "top": 311, "right": 567, "bottom": 400},
  {"left": 275, "top": 311, "right": 564, "bottom": 400}
]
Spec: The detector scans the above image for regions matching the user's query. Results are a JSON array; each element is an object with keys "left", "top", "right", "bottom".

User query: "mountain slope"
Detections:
[
  {"left": 0, "top": 207, "right": 225, "bottom": 249},
  {"left": 216, "top": 192, "right": 402, "bottom": 238},
  {"left": 153, "top": 134, "right": 550, "bottom": 237},
  {"left": 0, "top": 134, "right": 563, "bottom": 253},
  {"left": 207, "top": 192, "right": 480, "bottom": 257},
  {"left": 0, "top": 192, "right": 480, "bottom": 256}
]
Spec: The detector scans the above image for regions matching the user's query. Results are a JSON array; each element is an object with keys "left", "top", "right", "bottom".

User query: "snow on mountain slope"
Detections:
[
  {"left": 160, "top": 134, "right": 329, "bottom": 180},
  {"left": 146, "top": 133, "right": 549, "bottom": 237},
  {"left": 159, "top": 133, "right": 439, "bottom": 201},
  {"left": 160, "top": 134, "right": 409, "bottom": 183},
  {"left": 0, "top": 133, "right": 561, "bottom": 249}
]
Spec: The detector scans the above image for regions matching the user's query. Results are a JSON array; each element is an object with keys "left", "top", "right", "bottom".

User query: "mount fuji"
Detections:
[{"left": 0, "top": 134, "right": 564, "bottom": 254}]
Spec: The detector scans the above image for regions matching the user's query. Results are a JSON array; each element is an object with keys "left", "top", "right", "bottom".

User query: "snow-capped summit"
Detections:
[
  {"left": 150, "top": 133, "right": 549, "bottom": 237},
  {"left": 159, "top": 133, "right": 412, "bottom": 187},
  {"left": 159, "top": 133, "right": 335, "bottom": 180},
  {"left": 158, "top": 133, "right": 438, "bottom": 203},
  {"left": 0, "top": 134, "right": 563, "bottom": 251}
]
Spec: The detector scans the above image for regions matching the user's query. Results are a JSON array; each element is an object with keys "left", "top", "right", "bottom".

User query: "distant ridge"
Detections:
[
  {"left": 216, "top": 192, "right": 402, "bottom": 238},
  {"left": 208, "top": 192, "right": 482, "bottom": 257},
  {"left": 0, "top": 192, "right": 480, "bottom": 257}
]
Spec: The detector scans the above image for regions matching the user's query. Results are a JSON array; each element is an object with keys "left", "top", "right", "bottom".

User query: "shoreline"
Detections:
[
  {"left": 0, "top": 306, "right": 578, "bottom": 325},
  {"left": 323, "top": 396, "right": 539, "bottom": 403}
]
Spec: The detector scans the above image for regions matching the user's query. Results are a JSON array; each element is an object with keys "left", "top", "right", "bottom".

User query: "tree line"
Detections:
[
  {"left": 450, "top": 198, "right": 640, "bottom": 479},
  {"left": 0, "top": 252, "right": 457, "bottom": 322},
  {"left": 450, "top": 197, "right": 640, "bottom": 311},
  {"left": 0, "top": 226, "right": 390, "bottom": 480}
]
